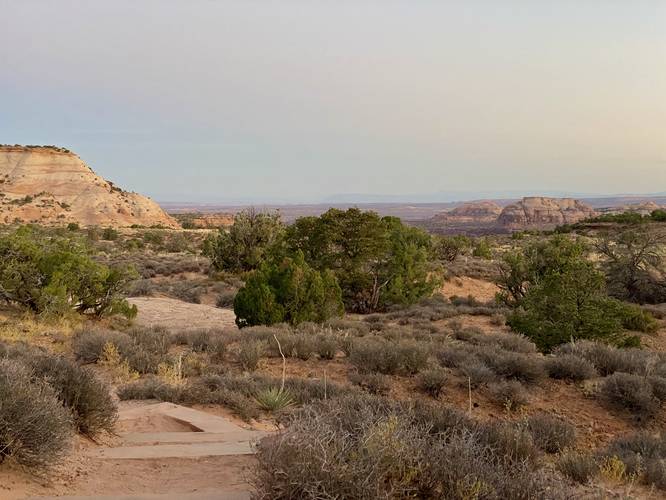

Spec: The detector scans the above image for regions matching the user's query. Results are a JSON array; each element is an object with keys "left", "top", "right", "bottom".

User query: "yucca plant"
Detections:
[{"left": 255, "top": 387, "right": 294, "bottom": 411}]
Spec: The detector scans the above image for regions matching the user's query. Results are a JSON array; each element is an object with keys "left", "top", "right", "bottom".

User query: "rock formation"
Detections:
[
  {"left": 0, "top": 145, "right": 178, "bottom": 228},
  {"left": 497, "top": 197, "right": 596, "bottom": 229},
  {"left": 436, "top": 201, "right": 502, "bottom": 221}
]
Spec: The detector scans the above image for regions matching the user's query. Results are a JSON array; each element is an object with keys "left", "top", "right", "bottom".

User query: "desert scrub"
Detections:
[
  {"left": 1, "top": 341, "right": 117, "bottom": 436},
  {"left": 349, "top": 338, "right": 429, "bottom": 375},
  {"left": 349, "top": 372, "right": 391, "bottom": 395},
  {"left": 488, "top": 380, "right": 529, "bottom": 411},
  {"left": 557, "top": 451, "right": 599, "bottom": 484},
  {"left": 599, "top": 372, "right": 661, "bottom": 421},
  {"left": 417, "top": 368, "right": 448, "bottom": 397},
  {"left": 545, "top": 354, "right": 597, "bottom": 381},
  {"left": 28, "top": 352, "right": 117, "bottom": 435},
  {"left": 251, "top": 394, "right": 568, "bottom": 499},
  {"left": 238, "top": 339, "right": 264, "bottom": 371},
  {"left": 601, "top": 432, "right": 666, "bottom": 490},
  {"left": 556, "top": 340, "right": 665, "bottom": 377},
  {"left": 0, "top": 359, "right": 73, "bottom": 467},
  {"left": 526, "top": 414, "right": 576, "bottom": 453}
]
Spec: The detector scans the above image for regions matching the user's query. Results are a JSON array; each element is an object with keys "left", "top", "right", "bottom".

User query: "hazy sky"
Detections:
[{"left": 2, "top": 1, "right": 665, "bottom": 203}]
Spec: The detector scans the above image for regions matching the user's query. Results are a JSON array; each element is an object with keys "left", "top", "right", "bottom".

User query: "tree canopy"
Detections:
[
  {"left": 497, "top": 235, "right": 655, "bottom": 352},
  {"left": 285, "top": 208, "right": 437, "bottom": 313},
  {"left": 203, "top": 209, "right": 284, "bottom": 273},
  {"left": 233, "top": 251, "right": 343, "bottom": 328},
  {"left": 0, "top": 226, "right": 137, "bottom": 318}
]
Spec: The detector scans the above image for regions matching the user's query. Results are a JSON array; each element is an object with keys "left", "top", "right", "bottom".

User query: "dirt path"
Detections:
[
  {"left": 128, "top": 297, "right": 237, "bottom": 332},
  {"left": 3, "top": 402, "right": 265, "bottom": 499}
]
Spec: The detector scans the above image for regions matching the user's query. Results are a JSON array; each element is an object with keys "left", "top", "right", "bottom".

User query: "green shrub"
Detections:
[
  {"left": 0, "top": 359, "right": 73, "bottom": 467},
  {"left": 0, "top": 226, "right": 137, "bottom": 318},
  {"left": 255, "top": 387, "right": 294, "bottom": 411},
  {"left": 498, "top": 235, "right": 654, "bottom": 351},
  {"left": 234, "top": 252, "right": 344, "bottom": 327},
  {"left": 286, "top": 208, "right": 437, "bottom": 313},
  {"left": 203, "top": 209, "right": 284, "bottom": 273}
]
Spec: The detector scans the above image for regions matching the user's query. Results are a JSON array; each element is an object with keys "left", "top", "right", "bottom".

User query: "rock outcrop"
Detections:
[
  {"left": 0, "top": 145, "right": 178, "bottom": 228},
  {"left": 437, "top": 201, "right": 502, "bottom": 221},
  {"left": 498, "top": 197, "right": 596, "bottom": 229}
]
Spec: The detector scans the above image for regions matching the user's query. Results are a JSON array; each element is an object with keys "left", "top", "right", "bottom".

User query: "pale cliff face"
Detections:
[
  {"left": 497, "top": 197, "right": 597, "bottom": 228},
  {"left": 0, "top": 146, "right": 178, "bottom": 228}
]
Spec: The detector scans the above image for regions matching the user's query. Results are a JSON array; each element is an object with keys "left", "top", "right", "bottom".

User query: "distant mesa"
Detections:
[
  {"left": 423, "top": 197, "right": 597, "bottom": 235},
  {"left": 433, "top": 201, "right": 502, "bottom": 222},
  {"left": 497, "top": 197, "right": 597, "bottom": 229},
  {"left": 0, "top": 145, "right": 178, "bottom": 228}
]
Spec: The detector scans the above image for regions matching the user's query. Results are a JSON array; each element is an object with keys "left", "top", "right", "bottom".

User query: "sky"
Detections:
[{"left": 1, "top": 1, "right": 665, "bottom": 203}]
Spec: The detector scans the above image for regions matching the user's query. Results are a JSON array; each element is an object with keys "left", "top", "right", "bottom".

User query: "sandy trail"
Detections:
[{"left": 128, "top": 297, "right": 237, "bottom": 332}]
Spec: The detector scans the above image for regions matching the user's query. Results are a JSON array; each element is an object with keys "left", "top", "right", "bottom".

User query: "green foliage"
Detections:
[
  {"left": 255, "top": 387, "right": 294, "bottom": 411},
  {"left": 203, "top": 209, "right": 284, "bottom": 273},
  {"left": 596, "top": 228, "right": 666, "bottom": 304},
  {"left": 234, "top": 252, "right": 344, "bottom": 327},
  {"left": 67, "top": 222, "right": 80, "bottom": 231},
  {"left": 286, "top": 208, "right": 437, "bottom": 312},
  {"left": 499, "top": 236, "right": 654, "bottom": 352},
  {"left": 101, "top": 227, "right": 119, "bottom": 241},
  {"left": 472, "top": 238, "right": 493, "bottom": 259},
  {"left": 433, "top": 235, "right": 471, "bottom": 262},
  {"left": 0, "top": 226, "right": 137, "bottom": 318},
  {"left": 652, "top": 209, "right": 666, "bottom": 222}
]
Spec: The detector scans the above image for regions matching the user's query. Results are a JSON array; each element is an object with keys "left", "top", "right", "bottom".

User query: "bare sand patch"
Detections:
[{"left": 128, "top": 297, "right": 237, "bottom": 332}]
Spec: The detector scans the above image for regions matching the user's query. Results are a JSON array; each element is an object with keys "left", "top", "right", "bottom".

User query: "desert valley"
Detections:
[
  {"left": 0, "top": 147, "right": 665, "bottom": 499},
  {"left": 3, "top": 2, "right": 666, "bottom": 499}
]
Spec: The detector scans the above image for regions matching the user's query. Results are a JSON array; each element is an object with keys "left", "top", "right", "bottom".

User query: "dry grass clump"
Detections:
[
  {"left": 601, "top": 432, "right": 666, "bottom": 490},
  {"left": 252, "top": 394, "right": 569, "bottom": 499},
  {"left": 526, "top": 414, "right": 576, "bottom": 453},
  {"left": 487, "top": 380, "right": 529, "bottom": 411},
  {"left": 0, "top": 359, "right": 73, "bottom": 468},
  {"left": 557, "top": 451, "right": 599, "bottom": 484},
  {"left": 238, "top": 339, "right": 264, "bottom": 371},
  {"left": 545, "top": 354, "right": 598, "bottom": 381},
  {"left": 172, "top": 328, "right": 228, "bottom": 362},
  {"left": 417, "top": 368, "right": 448, "bottom": 397},
  {"left": 118, "top": 373, "right": 347, "bottom": 422},
  {"left": 73, "top": 327, "right": 168, "bottom": 374},
  {"left": 27, "top": 353, "right": 117, "bottom": 435},
  {"left": 1, "top": 341, "right": 116, "bottom": 436},
  {"left": 599, "top": 372, "right": 662, "bottom": 421},
  {"left": 557, "top": 340, "right": 666, "bottom": 377},
  {"left": 349, "top": 372, "right": 391, "bottom": 395},
  {"left": 349, "top": 337, "right": 429, "bottom": 375}
]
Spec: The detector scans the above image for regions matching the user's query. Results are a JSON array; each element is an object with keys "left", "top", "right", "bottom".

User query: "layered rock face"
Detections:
[
  {"left": 0, "top": 146, "right": 178, "bottom": 228},
  {"left": 498, "top": 197, "right": 596, "bottom": 228},
  {"left": 444, "top": 201, "right": 502, "bottom": 220}
]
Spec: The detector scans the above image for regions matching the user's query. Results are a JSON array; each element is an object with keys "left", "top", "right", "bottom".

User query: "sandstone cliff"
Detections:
[
  {"left": 497, "top": 197, "right": 596, "bottom": 228},
  {"left": 0, "top": 146, "right": 178, "bottom": 228},
  {"left": 437, "top": 201, "right": 502, "bottom": 221}
]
